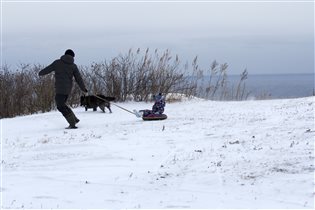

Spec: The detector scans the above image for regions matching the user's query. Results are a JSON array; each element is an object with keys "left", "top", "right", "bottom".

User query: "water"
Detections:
[
  {"left": 198, "top": 73, "right": 314, "bottom": 99},
  {"left": 244, "top": 74, "right": 314, "bottom": 99}
]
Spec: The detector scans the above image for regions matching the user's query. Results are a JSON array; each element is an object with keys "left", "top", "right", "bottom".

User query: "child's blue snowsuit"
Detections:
[{"left": 142, "top": 94, "right": 166, "bottom": 117}]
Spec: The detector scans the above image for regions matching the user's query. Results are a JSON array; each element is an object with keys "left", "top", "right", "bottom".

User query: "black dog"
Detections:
[{"left": 80, "top": 95, "right": 115, "bottom": 113}]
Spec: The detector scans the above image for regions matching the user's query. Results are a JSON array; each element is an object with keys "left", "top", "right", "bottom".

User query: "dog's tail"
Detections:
[
  {"left": 104, "top": 96, "right": 115, "bottom": 101},
  {"left": 95, "top": 95, "right": 116, "bottom": 101}
]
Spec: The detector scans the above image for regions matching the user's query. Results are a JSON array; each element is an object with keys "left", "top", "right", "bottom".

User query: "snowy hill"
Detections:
[{"left": 1, "top": 97, "right": 314, "bottom": 209}]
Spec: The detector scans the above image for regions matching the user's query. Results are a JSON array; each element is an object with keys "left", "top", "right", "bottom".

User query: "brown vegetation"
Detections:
[{"left": 0, "top": 48, "right": 249, "bottom": 118}]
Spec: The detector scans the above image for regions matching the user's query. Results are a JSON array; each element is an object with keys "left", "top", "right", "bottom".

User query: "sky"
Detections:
[{"left": 1, "top": 0, "right": 314, "bottom": 74}]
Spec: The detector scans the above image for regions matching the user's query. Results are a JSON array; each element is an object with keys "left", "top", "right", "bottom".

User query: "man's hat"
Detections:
[{"left": 65, "top": 49, "right": 75, "bottom": 57}]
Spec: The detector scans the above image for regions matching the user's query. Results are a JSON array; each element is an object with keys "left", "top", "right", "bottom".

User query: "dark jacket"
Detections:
[
  {"left": 152, "top": 97, "right": 166, "bottom": 114},
  {"left": 39, "top": 55, "right": 86, "bottom": 95}
]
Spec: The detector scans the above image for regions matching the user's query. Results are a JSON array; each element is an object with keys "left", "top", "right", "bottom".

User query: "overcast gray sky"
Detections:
[{"left": 1, "top": 0, "right": 314, "bottom": 74}]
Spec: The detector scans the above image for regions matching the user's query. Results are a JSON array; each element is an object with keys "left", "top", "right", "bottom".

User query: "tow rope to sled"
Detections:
[{"left": 91, "top": 94, "right": 138, "bottom": 116}]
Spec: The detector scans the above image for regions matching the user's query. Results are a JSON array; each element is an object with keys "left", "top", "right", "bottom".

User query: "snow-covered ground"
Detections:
[{"left": 1, "top": 97, "right": 314, "bottom": 209}]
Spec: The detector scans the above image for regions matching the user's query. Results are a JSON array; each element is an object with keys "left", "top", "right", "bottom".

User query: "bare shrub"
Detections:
[
  {"left": 0, "top": 64, "right": 55, "bottom": 118},
  {"left": 0, "top": 48, "right": 250, "bottom": 118},
  {"left": 80, "top": 48, "right": 193, "bottom": 102}
]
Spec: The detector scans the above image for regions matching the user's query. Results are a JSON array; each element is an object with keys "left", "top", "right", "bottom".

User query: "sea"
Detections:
[
  {"left": 199, "top": 73, "right": 314, "bottom": 100},
  {"left": 244, "top": 73, "right": 314, "bottom": 99}
]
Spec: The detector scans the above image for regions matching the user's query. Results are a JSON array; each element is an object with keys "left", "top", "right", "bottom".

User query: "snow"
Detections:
[{"left": 1, "top": 97, "right": 314, "bottom": 209}]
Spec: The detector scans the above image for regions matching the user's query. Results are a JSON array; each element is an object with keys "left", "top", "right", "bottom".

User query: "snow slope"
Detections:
[{"left": 1, "top": 97, "right": 314, "bottom": 209}]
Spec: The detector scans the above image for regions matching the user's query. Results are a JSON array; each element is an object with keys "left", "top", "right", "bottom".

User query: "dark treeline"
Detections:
[{"left": 0, "top": 48, "right": 249, "bottom": 118}]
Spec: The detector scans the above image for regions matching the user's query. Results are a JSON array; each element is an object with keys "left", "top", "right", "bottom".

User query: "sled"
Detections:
[{"left": 142, "top": 113, "right": 167, "bottom": 121}]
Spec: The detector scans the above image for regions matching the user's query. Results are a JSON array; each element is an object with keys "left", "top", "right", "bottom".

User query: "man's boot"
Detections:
[
  {"left": 68, "top": 107, "right": 80, "bottom": 124},
  {"left": 65, "top": 113, "right": 78, "bottom": 129}
]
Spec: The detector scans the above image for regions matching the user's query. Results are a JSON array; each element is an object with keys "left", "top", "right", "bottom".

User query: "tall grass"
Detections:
[{"left": 0, "top": 48, "right": 249, "bottom": 118}]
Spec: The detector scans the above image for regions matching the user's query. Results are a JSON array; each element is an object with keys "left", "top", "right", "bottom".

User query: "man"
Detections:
[{"left": 39, "top": 49, "right": 88, "bottom": 129}]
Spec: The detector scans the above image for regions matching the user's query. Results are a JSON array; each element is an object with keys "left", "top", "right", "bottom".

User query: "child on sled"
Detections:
[{"left": 134, "top": 93, "right": 166, "bottom": 118}]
